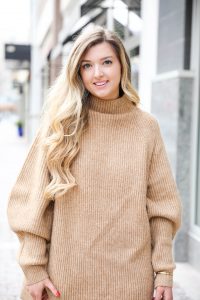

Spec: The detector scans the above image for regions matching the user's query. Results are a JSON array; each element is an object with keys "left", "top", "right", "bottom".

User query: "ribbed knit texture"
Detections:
[{"left": 7, "top": 94, "right": 182, "bottom": 300}]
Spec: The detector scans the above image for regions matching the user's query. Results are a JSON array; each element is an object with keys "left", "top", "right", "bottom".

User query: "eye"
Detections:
[
  {"left": 103, "top": 59, "right": 112, "bottom": 65},
  {"left": 82, "top": 63, "right": 92, "bottom": 70}
]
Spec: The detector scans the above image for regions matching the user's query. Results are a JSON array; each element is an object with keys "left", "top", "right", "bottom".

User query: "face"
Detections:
[{"left": 79, "top": 42, "right": 121, "bottom": 100}]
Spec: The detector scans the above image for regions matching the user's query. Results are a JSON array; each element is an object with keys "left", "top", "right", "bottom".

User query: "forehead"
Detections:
[{"left": 81, "top": 42, "right": 117, "bottom": 60}]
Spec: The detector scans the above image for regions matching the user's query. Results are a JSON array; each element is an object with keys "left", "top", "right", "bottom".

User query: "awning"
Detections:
[{"left": 62, "top": 7, "right": 105, "bottom": 45}]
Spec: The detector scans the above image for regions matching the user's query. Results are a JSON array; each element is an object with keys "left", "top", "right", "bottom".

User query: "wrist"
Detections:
[
  {"left": 154, "top": 271, "right": 174, "bottom": 288},
  {"left": 23, "top": 265, "right": 49, "bottom": 285}
]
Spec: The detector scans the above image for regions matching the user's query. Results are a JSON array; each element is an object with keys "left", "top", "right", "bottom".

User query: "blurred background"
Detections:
[{"left": 0, "top": 0, "right": 200, "bottom": 299}]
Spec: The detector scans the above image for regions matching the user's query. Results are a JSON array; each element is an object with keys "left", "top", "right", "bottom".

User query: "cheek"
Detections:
[
  {"left": 80, "top": 71, "right": 91, "bottom": 87},
  {"left": 113, "top": 64, "right": 121, "bottom": 83}
]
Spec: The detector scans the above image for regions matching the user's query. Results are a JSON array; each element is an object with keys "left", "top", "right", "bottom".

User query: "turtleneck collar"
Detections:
[{"left": 88, "top": 93, "right": 135, "bottom": 114}]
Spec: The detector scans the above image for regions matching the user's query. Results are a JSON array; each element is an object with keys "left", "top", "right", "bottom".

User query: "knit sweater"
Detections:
[{"left": 7, "top": 94, "right": 182, "bottom": 300}]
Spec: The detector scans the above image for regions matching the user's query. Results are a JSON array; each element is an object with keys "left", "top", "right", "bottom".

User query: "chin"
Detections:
[{"left": 93, "top": 91, "right": 115, "bottom": 100}]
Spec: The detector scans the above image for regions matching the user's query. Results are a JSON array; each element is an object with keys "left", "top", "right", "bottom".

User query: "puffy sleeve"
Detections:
[
  {"left": 146, "top": 118, "right": 182, "bottom": 288},
  {"left": 7, "top": 129, "right": 54, "bottom": 285}
]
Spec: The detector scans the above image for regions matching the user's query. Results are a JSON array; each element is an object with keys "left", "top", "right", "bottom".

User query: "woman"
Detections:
[{"left": 7, "top": 25, "right": 182, "bottom": 300}]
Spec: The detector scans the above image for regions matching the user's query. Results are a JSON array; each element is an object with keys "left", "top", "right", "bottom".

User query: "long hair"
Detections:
[{"left": 40, "top": 25, "right": 140, "bottom": 201}]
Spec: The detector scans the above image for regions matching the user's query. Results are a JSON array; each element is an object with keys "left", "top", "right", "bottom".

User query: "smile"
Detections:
[{"left": 93, "top": 81, "right": 108, "bottom": 86}]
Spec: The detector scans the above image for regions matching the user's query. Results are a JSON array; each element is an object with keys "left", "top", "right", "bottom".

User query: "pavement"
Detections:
[
  {"left": 173, "top": 263, "right": 200, "bottom": 300},
  {"left": 0, "top": 120, "right": 200, "bottom": 300},
  {"left": 0, "top": 120, "right": 27, "bottom": 300}
]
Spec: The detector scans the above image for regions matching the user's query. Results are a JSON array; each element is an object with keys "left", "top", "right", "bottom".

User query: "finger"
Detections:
[
  {"left": 155, "top": 287, "right": 164, "bottom": 300},
  {"left": 29, "top": 289, "right": 43, "bottom": 300},
  {"left": 30, "top": 293, "right": 36, "bottom": 300},
  {"left": 35, "top": 294, "right": 42, "bottom": 300},
  {"left": 163, "top": 287, "right": 173, "bottom": 300},
  {"left": 44, "top": 279, "right": 61, "bottom": 297},
  {"left": 30, "top": 292, "right": 37, "bottom": 300}
]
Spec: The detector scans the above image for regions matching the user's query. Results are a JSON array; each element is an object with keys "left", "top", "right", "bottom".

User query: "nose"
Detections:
[{"left": 94, "top": 64, "right": 103, "bottom": 78}]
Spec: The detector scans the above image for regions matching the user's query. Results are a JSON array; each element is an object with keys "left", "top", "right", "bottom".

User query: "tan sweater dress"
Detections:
[{"left": 7, "top": 94, "right": 182, "bottom": 300}]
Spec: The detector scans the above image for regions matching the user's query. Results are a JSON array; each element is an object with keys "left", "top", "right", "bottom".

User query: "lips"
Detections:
[{"left": 93, "top": 81, "right": 108, "bottom": 86}]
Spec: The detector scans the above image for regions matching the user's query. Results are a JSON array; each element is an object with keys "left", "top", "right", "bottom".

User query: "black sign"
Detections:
[{"left": 5, "top": 44, "right": 31, "bottom": 61}]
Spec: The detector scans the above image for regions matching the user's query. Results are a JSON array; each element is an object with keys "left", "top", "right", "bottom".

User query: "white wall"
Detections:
[
  {"left": 139, "top": 0, "right": 159, "bottom": 112},
  {"left": 28, "top": 0, "right": 43, "bottom": 142},
  {"left": 59, "top": 0, "right": 80, "bottom": 44},
  {"left": 36, "top": 0, "right": 54, "bottom": 46}
]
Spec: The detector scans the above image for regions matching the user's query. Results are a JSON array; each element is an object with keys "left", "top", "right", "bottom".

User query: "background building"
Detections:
[
  {"left": 0, "top": 0, "right": 31, "bottom": 138},
  {"left": 29, "top": 0, "right": 200, "bottom": 276},
  {"left": 0, "top": 1, "right": 200, "bottom": 299},
  {"left": 150, "top": 0, "right": 200, "bottom": 274}
]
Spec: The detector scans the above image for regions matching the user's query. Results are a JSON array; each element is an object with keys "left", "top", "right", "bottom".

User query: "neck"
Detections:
[{"left": 88, "top": 93, "right": 135, "bottom": 114}]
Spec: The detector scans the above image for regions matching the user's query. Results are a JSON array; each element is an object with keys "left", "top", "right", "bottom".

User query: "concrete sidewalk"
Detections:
[
  {"left": 173, "top": 262, "right": 200, "bottom": 300},
  {"left": 0, "top": 121, "right": 28, "bottom": 300},
  {"left": 0, "top": 121, "right": 200, "bottom": 300}
]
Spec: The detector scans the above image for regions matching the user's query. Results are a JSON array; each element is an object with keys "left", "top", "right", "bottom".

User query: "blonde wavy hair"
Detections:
[{"left": 40, "top": 25, "right": 140, "bottom": 201}]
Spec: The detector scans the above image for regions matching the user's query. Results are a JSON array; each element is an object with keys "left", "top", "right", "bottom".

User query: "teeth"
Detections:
[{"left": 94, "top": 81, "right": 107, "bottom": 86}]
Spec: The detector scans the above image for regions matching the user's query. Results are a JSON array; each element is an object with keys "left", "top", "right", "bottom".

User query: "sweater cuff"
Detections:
[
  {"left": 154, "top": 273, "right": 173, "bottom": 288},
  {"left": 23, "top": 265, "right": 49, "bottom": 285}
]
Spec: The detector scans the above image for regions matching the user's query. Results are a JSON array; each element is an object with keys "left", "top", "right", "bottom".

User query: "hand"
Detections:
[
  {"left": 153, "top": 286, "right": 173, "bottom": 300},
  {"left": 26, "top": 277, "right": 61, "bottom": 300}
]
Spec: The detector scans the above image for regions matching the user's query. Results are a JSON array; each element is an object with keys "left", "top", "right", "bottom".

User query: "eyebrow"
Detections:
[{"left": 81, "top": 56, "right": 113, "bottom": 63}]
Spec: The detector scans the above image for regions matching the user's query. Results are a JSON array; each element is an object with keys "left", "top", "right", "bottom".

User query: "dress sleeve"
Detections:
[
  {"left": 146, "top": 118, "right": 182, "bottom": 288},
  {"left": 7, "top": 129, "right": 54, "bottom": 285}
]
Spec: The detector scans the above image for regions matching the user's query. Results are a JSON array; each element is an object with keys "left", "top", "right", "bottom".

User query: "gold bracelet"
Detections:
[{"left": 156, "top": 271, "right": 173, "bottom": 276}]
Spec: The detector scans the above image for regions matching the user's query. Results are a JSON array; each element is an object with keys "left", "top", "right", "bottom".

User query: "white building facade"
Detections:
[{"left": 30, "top": 0, "right": 200, "bottom": 274}]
